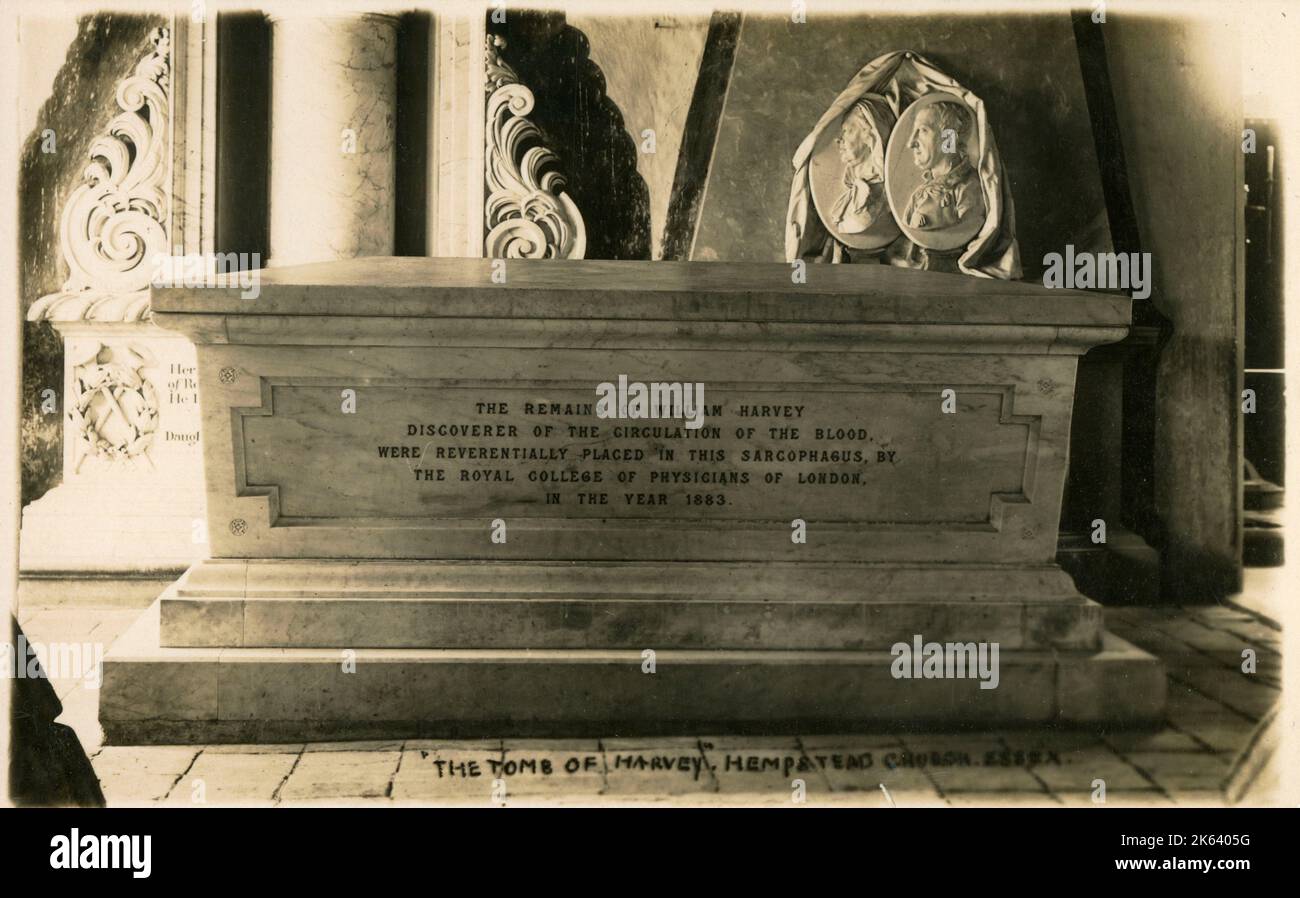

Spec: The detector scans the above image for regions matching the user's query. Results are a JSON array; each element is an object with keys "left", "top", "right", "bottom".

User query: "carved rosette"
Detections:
[
  {"left": 29, "top": 26, "right": 171, "bottom": 323},
  {"left": 484, "top": 36, "right": 586, "bottom": 260}
]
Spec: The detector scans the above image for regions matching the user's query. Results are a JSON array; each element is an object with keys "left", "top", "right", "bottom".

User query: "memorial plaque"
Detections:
[{"left": 241, "top": 382, "right": 1031, "bottom": 524}]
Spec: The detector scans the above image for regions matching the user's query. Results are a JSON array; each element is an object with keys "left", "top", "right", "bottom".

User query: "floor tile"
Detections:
[
  {"left": 92, "top": 745, "right": 200, "bottom": 778},
  {"left": 162, "top": 751, "right": 299, "bottom": 807},
  {"left": 1103, "top": 729, "right": 1203, "bottom": 753},
  {"left": 1056, "top": 791, "right": 1175, "bottom": 807},
  {"left": 390, "top": 745, "right": 503, "bottom": 803},
  {"left": 1124, "top": 752, "right": 1230, "bottom": 794},
  {"left": 278, "top": 750, "right": 401, "bottom": 802},
  {"left": 1031, "top": 754, "right": 1155, "bottom": 792}
]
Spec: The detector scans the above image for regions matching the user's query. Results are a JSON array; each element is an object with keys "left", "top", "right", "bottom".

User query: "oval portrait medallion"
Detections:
[
  {"left": 885, "top": 91, "right": 986, "bottom": 252},
  {"left": 809, "top": 97, "right": 901, "bottom": 252}
]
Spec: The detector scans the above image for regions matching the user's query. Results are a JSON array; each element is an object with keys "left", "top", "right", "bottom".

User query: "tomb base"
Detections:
[
  {"left": 100, "top": 559, "right": 1164, "bottom": 743},
  {"left": 20, "top": 481, "right": 204, "bottom": 575}
]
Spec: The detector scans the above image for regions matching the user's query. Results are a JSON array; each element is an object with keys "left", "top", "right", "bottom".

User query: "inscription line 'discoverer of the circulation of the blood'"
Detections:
[{"left": 342, "top": 385, "right": 1025, "bottom": 523}]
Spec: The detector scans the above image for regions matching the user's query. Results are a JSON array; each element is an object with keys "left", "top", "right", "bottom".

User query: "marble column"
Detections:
[
  {"left": 268, "top": 13, "right": 397, "bottom": 266},
  {"left": 429, "top": 11, "right": 486, "bottom": 258}
]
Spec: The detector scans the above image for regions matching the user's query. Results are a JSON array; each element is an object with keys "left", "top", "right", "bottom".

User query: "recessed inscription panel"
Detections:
[{"left": 240, "top": 382, "right": 1033, "bottom": 525}]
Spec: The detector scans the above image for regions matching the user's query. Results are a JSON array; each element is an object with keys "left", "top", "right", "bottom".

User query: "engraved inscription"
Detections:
[{"left": 240, "top": 383, "right": 1033, "bottom": 524}]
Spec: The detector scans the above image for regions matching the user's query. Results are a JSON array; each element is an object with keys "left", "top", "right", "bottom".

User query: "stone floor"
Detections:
[{"left": 16, "top": 593, "right": 1282, "bottom": 807}]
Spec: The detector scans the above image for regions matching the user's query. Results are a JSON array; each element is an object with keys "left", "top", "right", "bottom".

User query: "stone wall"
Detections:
[{"left": 1105, "top": 15, "right": 1244, "bottom": 597}]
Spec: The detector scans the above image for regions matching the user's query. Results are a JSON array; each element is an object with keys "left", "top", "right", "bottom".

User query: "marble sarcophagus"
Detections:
[{"left": 100, "top": 257, "right": 1163, "bottom": 742}]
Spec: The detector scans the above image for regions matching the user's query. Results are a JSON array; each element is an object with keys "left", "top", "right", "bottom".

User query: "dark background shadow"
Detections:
[{"left": 490, "top": 11, "right": 651, "bottom": 260}]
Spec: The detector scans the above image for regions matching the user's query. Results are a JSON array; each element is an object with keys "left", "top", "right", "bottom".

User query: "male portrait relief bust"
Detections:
[
  {"left": 884, "top": 90, "right": 989, "bottom": 257},
  {"left": 901, "top": 98, "right": 984, "bottom": 233}
]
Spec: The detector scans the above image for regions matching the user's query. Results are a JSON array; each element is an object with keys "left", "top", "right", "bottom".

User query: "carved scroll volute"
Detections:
[
  {"left": 484, "top": 36, "right": 586, "bottom": 260},
  {"left": 59, "top": 26, "right": 172, "bottom": 298}
]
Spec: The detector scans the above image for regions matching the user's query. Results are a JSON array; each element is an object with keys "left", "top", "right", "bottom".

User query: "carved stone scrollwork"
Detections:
[
  {"left": 484, "top": 36, "right": 586, "bottom": 260},
  {"left": 29, "top": 26, "right": 171, "bottom": 322}
]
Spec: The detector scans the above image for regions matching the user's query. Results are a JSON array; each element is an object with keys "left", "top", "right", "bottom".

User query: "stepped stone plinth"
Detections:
[{"left": 100, "top": 258, "right": 1163, "bottom": 743}]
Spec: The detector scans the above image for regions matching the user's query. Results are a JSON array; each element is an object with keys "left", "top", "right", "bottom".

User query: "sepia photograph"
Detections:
[{"left": 0, "top": 0, "right": 1296, "bottom": 877}]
